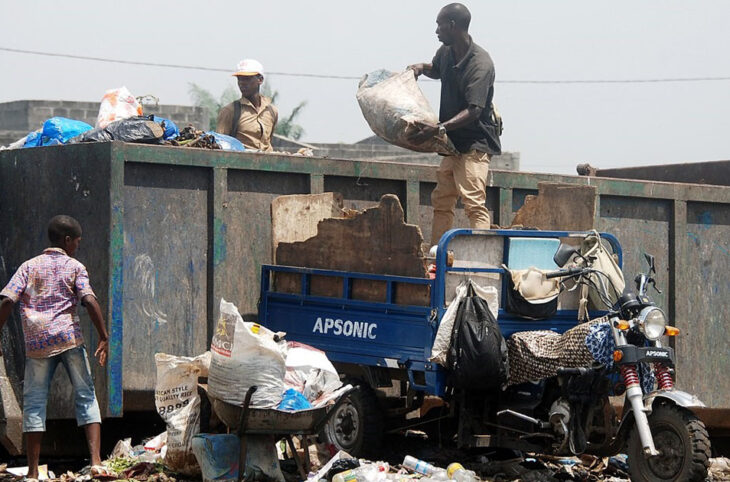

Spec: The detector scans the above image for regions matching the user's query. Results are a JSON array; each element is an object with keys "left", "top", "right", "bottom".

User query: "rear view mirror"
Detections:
[
  {"left": 644, "top": 253, "right": 656, "bottom": 274},
  {"left": 554, "top": 243, "right": 580, "bottom": 267}
]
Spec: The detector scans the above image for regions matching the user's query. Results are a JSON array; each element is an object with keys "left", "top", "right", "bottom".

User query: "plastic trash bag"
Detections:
[
  {"left": 41, "top": 117, "right": 93, "bottom": 145},
  {"left": 431, "top": 280, "right": 498, "bottom": 366},
  {"left": 284, "top": 342, "right": 341, "bottom": 406},
  {"left": 70, "top": 116, "right": 165, "bottom": 144},
  {"left": 96, "top": 86, "right": 143, "bottom": 128},
  {"left": 0, "top": 133, "right": 31, "bottom": 150},
  {"left": 207, "top": 131, "right": 245, "bottom": 151},
  {"left": 208, "top": 298, "right": 287, "bottom": 408},
  {"left": 449, "top": 283, "right": 508, "bottom": 390},
  {"left": 23, "top": 131, "right": 42, "bottom": 148},
  {"left": 277, "top": 388, "right": 312, "bottom": 411},
  {"left": 356, "top": 69, "right": 457, "bottom": 155},
  {"left": 152, "top": 115, "right": 179, "bottom": 140}
]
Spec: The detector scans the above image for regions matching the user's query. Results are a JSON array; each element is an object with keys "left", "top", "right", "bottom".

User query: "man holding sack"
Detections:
[{"left": 408, "top": 3, "right": 502, "bottom": 246}]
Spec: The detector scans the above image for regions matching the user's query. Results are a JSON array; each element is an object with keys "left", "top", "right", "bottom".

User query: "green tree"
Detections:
[
  {"left": 188, "top": 83, "right": 306, "bottom": 140},
  {"left": 261, "top": 84, "right": 307, "bottom": 141},
  {"left": 188, "top": 83, "right": 239, "bottom": 130}
]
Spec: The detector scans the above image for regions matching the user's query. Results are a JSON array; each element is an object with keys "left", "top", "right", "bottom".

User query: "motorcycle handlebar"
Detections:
[{"left": 545, "top": 266, "right": 586, "bottom": 279}]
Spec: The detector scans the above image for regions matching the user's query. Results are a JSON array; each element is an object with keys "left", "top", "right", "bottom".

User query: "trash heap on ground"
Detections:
[
  {"left": 6, "top": 294, "right": 729, "bottom": 481},
  {"left": 104, "top": 298, "right": 351, "bottom": 481}
]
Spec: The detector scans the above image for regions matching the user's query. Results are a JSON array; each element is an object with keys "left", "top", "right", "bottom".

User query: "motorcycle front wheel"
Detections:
[{"left": 627, "top": 402, "right": 710, "bottom": 482}]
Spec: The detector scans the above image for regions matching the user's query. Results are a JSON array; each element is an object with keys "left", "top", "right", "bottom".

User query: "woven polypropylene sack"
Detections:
[
  {"left": 356, "top": 69, "right": 457, "bottom": 155},
  {"left": 208, "top": 299, "right": 287, "bottom": 408}
]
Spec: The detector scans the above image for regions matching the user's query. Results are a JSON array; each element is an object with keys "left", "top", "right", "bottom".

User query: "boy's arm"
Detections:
[
  {"left": 82, "top": 295, "right": 109, "bottom": 367},
  {"left": 0, "top": 297, "right": 14, "bottom": 357}
]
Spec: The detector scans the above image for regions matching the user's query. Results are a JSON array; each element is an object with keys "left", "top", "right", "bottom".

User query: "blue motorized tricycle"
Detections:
[{"left": 259, "top": 229, "right": 710, "bottom": 482}]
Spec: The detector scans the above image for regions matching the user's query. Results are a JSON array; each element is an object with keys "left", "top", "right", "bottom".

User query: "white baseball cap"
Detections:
[{"left": 233, "top": 59, "right": 264, "bottom": 77}]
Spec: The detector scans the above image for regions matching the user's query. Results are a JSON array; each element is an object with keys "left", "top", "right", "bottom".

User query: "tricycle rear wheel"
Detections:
[{"left": 322, "top": 381, "right": 383, "bottom": 457}]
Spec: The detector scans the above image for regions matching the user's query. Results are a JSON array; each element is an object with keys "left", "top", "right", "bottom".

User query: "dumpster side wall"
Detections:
[{"left": 1, "top": 142, "right": 728, "bottom": 415}]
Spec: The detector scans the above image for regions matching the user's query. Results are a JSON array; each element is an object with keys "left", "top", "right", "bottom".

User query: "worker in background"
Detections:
[
  {"left": 216, "top": 59, "right": 279, "bottom": 152},
  {"left": 407, "top": 3, "right": 502, "bottom": 246}
]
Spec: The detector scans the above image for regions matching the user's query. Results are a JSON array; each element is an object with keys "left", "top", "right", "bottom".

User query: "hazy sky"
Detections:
[{"left": 2, "top": 1, "right": 729, "bottom": 174}]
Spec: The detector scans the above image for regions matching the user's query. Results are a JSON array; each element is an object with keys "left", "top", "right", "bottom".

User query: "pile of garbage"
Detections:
[
  {"left": 307, "top": 452, "right": 730, "bottom": 482},
  {"left": 141, "top": 298, "right": 349, "bottom": 478},
  {"left": 1, "top": 86, "right": 245, "bottom": 152},
  {"left": 305, "top": 452, "right": 631, "bottom": 482}
]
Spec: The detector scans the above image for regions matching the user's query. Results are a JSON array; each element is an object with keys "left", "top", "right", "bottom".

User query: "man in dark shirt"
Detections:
[{"left": 408, "top": 3, "right": 501, "bottom": 246}]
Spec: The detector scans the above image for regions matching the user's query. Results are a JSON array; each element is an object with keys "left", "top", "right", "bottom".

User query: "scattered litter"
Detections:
[
  {"left": 284, "top": 341, "right": 342, "bottom": 407},
  {"left": 5, "top": 464, "right": 52, "bottom": 480},
  {"left": 110, "top": 437, "right": 133, "bottom": 459},
  {"left": 278, "top": 388, "right": 313, "bottom": 411},
  {"left": 308, "top": 450, "right": 353, "bottom": 482},
  {"left": 206, "top": 131, "right": 245, "bottom": 151},
  {"left": 167, "top": 126, "right": 221, "bottom": 150},
  {"left": 144, "top": 432, "right": 168, "bottom": 454},
  {"left": 710, "top": 457, "right": 730, "bottom": 481},
  {"left": 96, "top": 86, "right": 143, "bottom": 128}
]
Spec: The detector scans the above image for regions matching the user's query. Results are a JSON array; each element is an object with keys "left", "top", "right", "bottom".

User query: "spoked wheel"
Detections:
[
  {"left": 322, "top": 382, "right": 382, "bottom": 457},
  {"left": 627, "top": 403, "right": 710, "bottom": 482}
]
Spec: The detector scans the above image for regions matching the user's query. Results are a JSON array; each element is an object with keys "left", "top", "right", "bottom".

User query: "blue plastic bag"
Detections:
[
  {"left": 23, "top": 131, "right": 42, "bottom": 148},
  {"left": 152, "top": 115, "right": 179, "bottom": 140},
  {"left": 277, "top": 389, "right": 312, "bottom": 411},
  {"left": 207, "top": 131, "right": 245, "bottom": 152},
  {"left": 41, "top": 117, "right": 93, "bottom": 145}
]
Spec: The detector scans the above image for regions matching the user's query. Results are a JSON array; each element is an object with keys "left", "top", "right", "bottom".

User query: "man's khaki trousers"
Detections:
[{"left": 430, "top": 150, "right": 491, "bottom": 246}]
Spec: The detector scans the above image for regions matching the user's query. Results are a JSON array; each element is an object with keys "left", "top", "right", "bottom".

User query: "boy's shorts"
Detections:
[{"left": 23, "top": 345, "right": 102, "bottom": 432}]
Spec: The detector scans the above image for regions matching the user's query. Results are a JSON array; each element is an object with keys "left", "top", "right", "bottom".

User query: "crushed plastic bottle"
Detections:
[
  {"left": 402, "top": 456, "right": 449, "bottom": 480},
  {"left": 446, "top": 463, "right": 478, "bottom": 482}
]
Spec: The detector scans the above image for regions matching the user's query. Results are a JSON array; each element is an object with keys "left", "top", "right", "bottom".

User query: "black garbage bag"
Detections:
[
  {"left": 69, "top": 116, "right": 164, "bottom": 144},
  {"left": 448, "top": 284, "right": 509, "bottom": 390},
  {"left": 326, "top": 458, "right": 360, "bottom": 481}
]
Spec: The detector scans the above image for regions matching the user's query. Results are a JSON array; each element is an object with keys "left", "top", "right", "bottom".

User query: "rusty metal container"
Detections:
[{"left": 0, "top": 142, "right": 727, "bottom": 453}]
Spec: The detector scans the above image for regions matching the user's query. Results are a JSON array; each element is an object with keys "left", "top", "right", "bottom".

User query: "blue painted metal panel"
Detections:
[{"left": 260, "top": 229, "right": 623, "bottom": 396}]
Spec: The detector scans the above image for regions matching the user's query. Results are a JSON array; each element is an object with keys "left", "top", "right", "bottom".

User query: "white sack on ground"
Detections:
[
  {"left": 356, "top": 69, "right": 457, "bottom": 155},
  {"left": 208, "top": 298, "right": 287, "bottom": 408},
  {"left": 154, "top": 352, "right": 210, "bottom": 476}
]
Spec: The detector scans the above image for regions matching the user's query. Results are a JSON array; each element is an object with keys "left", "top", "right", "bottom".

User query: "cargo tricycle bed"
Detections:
[{"left": 258, "top": 229, "right": 621, "bottom": 453}]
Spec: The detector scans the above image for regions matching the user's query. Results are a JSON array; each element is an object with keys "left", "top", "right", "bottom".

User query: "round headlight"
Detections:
[{"left": 639, "top": 307, "right": 667, "bottom": 340}]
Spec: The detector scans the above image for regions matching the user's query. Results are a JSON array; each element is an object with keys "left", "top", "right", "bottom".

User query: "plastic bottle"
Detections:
[
  {"left": 333, "top": 462, "right": 390, "bottom": 482},
  {"left": 402, "top": 456, "right": 448, "bottom": 480},
  {"left": 446, "top": 463, "right": 478, "bottom": 482}
]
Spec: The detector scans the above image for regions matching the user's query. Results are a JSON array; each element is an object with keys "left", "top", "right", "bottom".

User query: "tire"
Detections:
[
  {"left": 627, "top": 402, "right": 710, "bottom": 482},
  {"left": 322, "top": 381, "right": 383, "bottom": 458}
]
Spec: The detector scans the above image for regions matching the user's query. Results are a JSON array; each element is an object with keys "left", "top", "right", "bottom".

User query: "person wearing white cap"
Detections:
[{"left": 216, "top": 59, "right": 279, "bottom": 152}]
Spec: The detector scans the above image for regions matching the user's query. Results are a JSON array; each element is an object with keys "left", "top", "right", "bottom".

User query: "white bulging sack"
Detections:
[{"left": 208, "top": 298, "right": 287, "bottom": 408}]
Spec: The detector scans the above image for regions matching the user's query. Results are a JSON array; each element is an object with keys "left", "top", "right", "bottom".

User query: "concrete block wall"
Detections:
[{"left": 0, "top": 100, "right": 209, "bottom": 134}]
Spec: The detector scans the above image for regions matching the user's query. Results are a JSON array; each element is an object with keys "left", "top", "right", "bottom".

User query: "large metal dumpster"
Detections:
[{"left": 0, "top": 142, "right": 728, "bottom": 450}]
